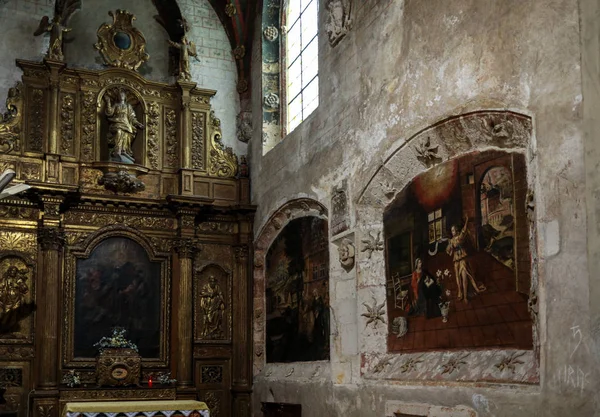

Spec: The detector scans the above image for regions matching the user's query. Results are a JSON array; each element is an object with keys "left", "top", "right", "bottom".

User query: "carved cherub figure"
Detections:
[{"left": 34, "top": 0, "right": 82, "bottom": 61}]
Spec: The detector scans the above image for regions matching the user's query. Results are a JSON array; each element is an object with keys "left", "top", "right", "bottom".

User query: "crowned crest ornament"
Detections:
[{"left": 95, "top": 10, "right": 149, "bottom": 70}]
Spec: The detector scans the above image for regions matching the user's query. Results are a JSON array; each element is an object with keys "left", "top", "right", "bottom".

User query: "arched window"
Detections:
[{"left": 284, "top": 0, "right": 319, "bottom": 133}]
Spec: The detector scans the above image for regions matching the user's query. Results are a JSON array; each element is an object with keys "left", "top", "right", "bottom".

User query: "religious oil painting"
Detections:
[
  {"left": 265, "top": 217, "right": 330, "bottom": 363},
  {"left": 384, "top": 150, "right": 532, "bottom": 353},
  {"left": 74, "top": 237, "right": 161, "bottom": 358}
]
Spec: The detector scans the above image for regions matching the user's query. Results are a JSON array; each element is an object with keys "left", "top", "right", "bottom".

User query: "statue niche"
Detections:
[
  {"left": 94, "top": 86, "right": 148, "bottom": 194},
  {"left": 194, "top": 264, "right": 231, "bottom": 343},
  {"left": 100, "top": 87, "right": 144, "bottom": 164}
]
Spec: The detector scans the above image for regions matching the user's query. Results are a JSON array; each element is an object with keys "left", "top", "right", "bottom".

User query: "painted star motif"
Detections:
[{"left": 361, "top": 297, "right": 386, "bottom": 329}]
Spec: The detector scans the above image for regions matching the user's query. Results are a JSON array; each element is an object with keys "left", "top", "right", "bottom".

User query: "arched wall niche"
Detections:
[
  {"left": 63, "top": 225, "right": 170, "bottom": 368},
  {"left": 253, "top": 198, "right": 329, "bottom": 375},
  {"left": 354, "top": 110, "right": 540, "bottom": 385},
  {"left": 193, "top": 262, "right": 233, "bottom": 344}
]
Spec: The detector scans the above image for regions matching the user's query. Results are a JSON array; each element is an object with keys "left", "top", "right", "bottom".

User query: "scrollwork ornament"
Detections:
[
  {"left": 28, "top": 89, "right": 44, "bottom": 152},
  {"left": 0, "top": 232, "right": 37, "bottom": 260},
  {"left": 173, "top": 238, "right": 201, "bottom": 259},
  {"left": 192, "top": 112, "right": 205, "bottom": 170},
  {"left": 165, "top": 109, "right": 178, "bottom": 168},
  {"left": 263, "top": 26, "right": 279, "bottom": 42},
  {"left": 37, "top": 228, "right": 66, "bottom": 250},
  {"left": 60, "top": 93, "right": 75, "bottom": 155},
  {"left": 146, "top": 102, "right": 160, "bottom": 169},
  {"left": 0, "top": 346, "right": 34, "bottom": 359},
  {"left": 95, "top": 10, "right": 149, "bottom": 70},
  {"left": 208, "top": 127, "right": 238, "bottom": 178},
  {"left": 80, "top": 91, "right": 97, "bottom": 162}
]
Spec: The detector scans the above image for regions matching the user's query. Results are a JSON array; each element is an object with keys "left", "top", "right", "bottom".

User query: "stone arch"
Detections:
[
  {"left": 253, "top": 198, "right": 328, "bottom": 374},
  {"left": 355, "top": 110, "right": 540, "bottom": 385}
]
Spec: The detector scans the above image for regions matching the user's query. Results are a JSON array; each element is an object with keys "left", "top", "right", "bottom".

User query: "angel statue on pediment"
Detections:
[
  {"left": 34, "top": 0, "right": 82, "bottom": 61},
  {"left": 167, "top": 18, "right": 199, "bottom": 81}
]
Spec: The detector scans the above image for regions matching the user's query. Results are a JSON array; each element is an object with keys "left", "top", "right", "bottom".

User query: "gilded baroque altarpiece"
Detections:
[{"left": 0, "top": 58, "right": 254, "bottom": 417}]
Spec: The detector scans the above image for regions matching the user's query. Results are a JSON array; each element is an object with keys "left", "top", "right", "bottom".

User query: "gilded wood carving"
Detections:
[
  {"left": 0, "top": 83, "right": 23, "bottom": 154},
  {"left": 63, "top": 227, "right": 170, "bottom": 368},
  {"left": 194, "top": 264, "right": 232, "bottom": 344},
  {"left": 60, "top": 93, "right": 76, "bottom": 155},
  {"left": 95, "top": 10, "right": 149, "bottom": 70},
  {"left": 0, "top": 255, "right": 34, "bottom": 343}
]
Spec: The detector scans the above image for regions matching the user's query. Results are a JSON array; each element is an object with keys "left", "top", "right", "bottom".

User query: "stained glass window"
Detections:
[{"left": 285, "top": 0, "right": 319, "bottom": 133}]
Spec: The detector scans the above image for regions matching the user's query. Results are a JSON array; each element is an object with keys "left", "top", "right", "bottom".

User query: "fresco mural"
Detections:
[
  {"left": 74, "top": 237, "right": 161, "bottom": 358},
  {"left": 384, "top": 150, "right": 532, "bottom": 352},
  {"left": 265, "top": 217, "right": 330, "bottom": 363}
]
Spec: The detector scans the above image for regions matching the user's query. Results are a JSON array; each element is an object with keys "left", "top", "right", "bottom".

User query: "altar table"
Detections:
[{"left": 63, "top": 400, "right": 210, "bottom": 417}]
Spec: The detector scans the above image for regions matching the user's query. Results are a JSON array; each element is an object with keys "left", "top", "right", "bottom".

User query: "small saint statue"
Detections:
[
  {"left": 168, "top": 35, "right": 198, "bottom": 81},
  {"left": 104, "top": 90, "right": 144, "bottom": 164},
  {"left": 33, "top": 0, "right": 81, "bottom": 61},
  {"left": 199, "top": 276, "right": 226, "bottom": 338}
]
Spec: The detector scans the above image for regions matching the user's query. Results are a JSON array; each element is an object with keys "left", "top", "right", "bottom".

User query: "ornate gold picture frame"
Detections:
[{"left": 62, "top": 226, "right": 170, "bottom": 368}]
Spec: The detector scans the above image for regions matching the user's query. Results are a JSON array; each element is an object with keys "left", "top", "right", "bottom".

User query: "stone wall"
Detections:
[
  {"left": 249, "top": 0, "right": 599, "bottom": 415},
  {"left": 0, "top": 0, "right": 244, "bottom": 155}
]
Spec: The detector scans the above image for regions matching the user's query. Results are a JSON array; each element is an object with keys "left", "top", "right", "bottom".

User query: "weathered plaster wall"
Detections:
[
  {"left": 249, "top": 0, "right": 598, "bottom": 415},
  {"left": 0, "top": 0, "right": 244, "bottom": 154}
]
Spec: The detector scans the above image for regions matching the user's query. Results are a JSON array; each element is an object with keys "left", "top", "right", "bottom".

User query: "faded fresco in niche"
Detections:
[
  {"left": 266, "top": 217, "right": 330, "bottom": 362},
  {"left": 384, "top": 150, "right": 532, "bottom": 352},
  {"left": 74, "top": 237, "right": 161, "bottom": 358}
]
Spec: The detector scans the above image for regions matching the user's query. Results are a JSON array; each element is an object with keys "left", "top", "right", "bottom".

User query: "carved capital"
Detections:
[
  {"left": 37, "top": 227, "right": 66, "bottom": 250},
  {"left": 173, "top": 238, "right": 201, "bottom": 259}
]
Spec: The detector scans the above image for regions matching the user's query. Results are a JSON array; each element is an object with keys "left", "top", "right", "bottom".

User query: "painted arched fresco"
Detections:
[
  {"left": 383, "top": 150, "right": 532, "bottom": 353},
  {"left": 265, "top": 216, "right": 330, "bottom": 363}
]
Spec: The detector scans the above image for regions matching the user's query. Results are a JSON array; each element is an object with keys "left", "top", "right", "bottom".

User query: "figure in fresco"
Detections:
[
  {"left": 104, "top": 89, "right": 144, "bottom": 163},
  {"left": 199, "top": 276, "right": 226, "bottom": 338},
  {"left": 0, "top": 265, "right": 28, "bottom": 313},
  {"left": 446, "top": 216, "right": 487, "bottom": 303},
  {"left": 168, "top": 35, "right": 198, "bottom": 81},
  {"left": 407, "top": 258, "right": 441, "bottom": 318}
]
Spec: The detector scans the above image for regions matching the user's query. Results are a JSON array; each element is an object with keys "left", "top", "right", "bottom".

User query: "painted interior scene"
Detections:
[
  {"left": 265, "top": 217, "right": 330, "bottom": 363},
  {"left": 384, "top": 150, "right": 532, "bottom": 352},
  {"left": 74, "top": 237, "right": 161, "bottom": 358}
]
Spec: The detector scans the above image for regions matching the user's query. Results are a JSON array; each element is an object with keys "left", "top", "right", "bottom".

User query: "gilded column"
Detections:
[
  {"left": 45, "top": 60, "right": 65, "bottom": 155},
  {"left": 232, "top": 243, "right": 251, "bottom": 417},
  {"left": 177, "top": 81, "right": 195, "bottom": 169},
  {"left": 35, "top": 226, "right": 65, "bottom": 390},
  {"left": 173, "top": 211, "right": 200, "bottom": 395}
]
